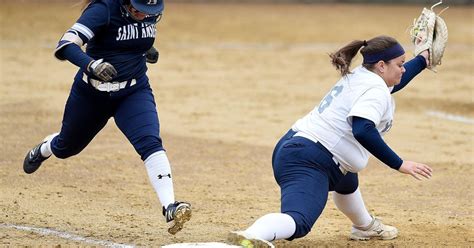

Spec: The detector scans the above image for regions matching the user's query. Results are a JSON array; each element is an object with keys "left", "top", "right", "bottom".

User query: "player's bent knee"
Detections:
[
  {"left": 135, "top": 135, "right": 164, "bottom": 161},
  {"left": 53, "top": 149, "right": 81, "bottom": 159},
  {"left": 285, "top": 212, "right": 313, "bottom": 240},
  {"left": 335, "top": 186, "right": 358, "bottom": 195},
  {"left": 334, "top": 172, "right": 359, "bottom": 194},
  {"left": 50, "top": 138, "right": 86, "bottom": 159}
]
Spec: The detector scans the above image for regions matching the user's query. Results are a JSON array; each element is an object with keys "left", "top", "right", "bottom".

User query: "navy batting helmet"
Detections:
[{"left": 130, "top": 0, "right": 164, "bottom": 15}]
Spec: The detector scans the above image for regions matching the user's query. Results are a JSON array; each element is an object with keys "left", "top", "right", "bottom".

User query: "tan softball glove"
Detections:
[{"left": 410, "top": 1, "right": 449, "bottom": 71}]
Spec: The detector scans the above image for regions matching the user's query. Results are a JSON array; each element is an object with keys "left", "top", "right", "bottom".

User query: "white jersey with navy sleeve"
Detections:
[{"left": 291, "top": 66, "right": 395, "bottom": 173}]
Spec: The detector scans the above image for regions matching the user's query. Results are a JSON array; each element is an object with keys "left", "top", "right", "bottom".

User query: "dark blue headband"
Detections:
[{"left": 362, "top": 43, "right": 405, "bottom": 64}]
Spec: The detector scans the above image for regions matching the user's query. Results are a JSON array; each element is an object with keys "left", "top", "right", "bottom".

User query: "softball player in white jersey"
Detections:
[
  {"left": 293, "top": 63, "right": 398, "bottom": 173},
  {"left": 229, "top": 35, "right": 433, "bottom": 247}
]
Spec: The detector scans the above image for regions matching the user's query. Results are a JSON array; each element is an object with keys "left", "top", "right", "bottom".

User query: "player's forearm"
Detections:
[
  {"left": 352, "top": 116, "right": 403, "bottom": 170},
  {"left": 57, "top": 43, "right": 93, "bottom": 71}
]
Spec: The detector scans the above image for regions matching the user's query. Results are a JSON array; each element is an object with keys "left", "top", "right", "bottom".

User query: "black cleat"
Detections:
[
  {"left": 23, "top": 142, "right": 50, "bottom": 174},
  {"left": 163, "top": 201, "right": 192, "bottom": 235}
]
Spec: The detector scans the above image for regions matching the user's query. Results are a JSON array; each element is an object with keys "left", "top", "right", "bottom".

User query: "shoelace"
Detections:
[{"left": 406, "top": 1, "right": 449, "bottom": 42}]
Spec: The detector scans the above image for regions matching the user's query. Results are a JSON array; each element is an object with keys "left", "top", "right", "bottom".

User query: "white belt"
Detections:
[
  {"left": 82, "top": 73, "right": 136, "bottom": 92},
  {"left": 294, "top": 131, "right": 347, "bottom": 175},
  {"left": 338, "top": 164, "right": 347, "bottom": 175}
]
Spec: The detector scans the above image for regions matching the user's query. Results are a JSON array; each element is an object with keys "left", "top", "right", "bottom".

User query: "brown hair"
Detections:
[{"left": 329, "top": 35, "right": 400, "bottom": 76}]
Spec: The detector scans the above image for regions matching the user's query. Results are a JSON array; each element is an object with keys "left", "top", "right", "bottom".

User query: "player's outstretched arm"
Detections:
[
  {"left": 398, "top": 160, "right": 433, "bottom": 180},
  {"left": 391, "top": 50, "right": 429, "bottom": 94}
]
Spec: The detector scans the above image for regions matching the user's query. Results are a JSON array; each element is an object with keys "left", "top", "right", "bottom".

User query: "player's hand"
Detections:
[
  {"left": 88, "top": 58, "right": 117, "bottom": 82},
  {"left": 146, "top": 46, "right": 159, "bottom": 64},
  {"left": 398, "top": 160, "right": 433, "bottom": 180},
  {"left": 419, "top": 49, "right": 430, "bottom": 67}
]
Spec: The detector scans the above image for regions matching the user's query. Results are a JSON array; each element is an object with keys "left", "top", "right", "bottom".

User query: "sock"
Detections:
[
  {"left": 332, "top": 187, "right": 373, "bottom": 228},
  {"left": 245, "top": 213, "right": 296, "bottom": 241},
  {"left": 40, "top": 133, "right": 58, "bottom": 157},
  {"left": 144, "top": 150, "right": 175, "bottom": 209}
]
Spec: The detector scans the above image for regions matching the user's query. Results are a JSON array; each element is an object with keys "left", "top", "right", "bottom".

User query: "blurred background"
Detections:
[{"left": 1, "top": 0, "right": 472, "bottom": 246}]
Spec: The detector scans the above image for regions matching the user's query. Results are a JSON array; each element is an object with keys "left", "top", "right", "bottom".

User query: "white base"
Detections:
[{"left": 162, "top": 242, "right": 240, "bottom": 248}]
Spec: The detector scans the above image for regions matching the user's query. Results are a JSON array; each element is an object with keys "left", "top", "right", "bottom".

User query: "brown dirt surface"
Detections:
[{"left": 1, "top": 2, "right": 473, "bottom": 247}]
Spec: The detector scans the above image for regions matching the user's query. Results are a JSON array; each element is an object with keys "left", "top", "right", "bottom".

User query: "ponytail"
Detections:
[
  {"left": 329, "top": 40, "right": 365, "bottom": 76},
  {"left": 329, "top": 35, "right": 401, "bottom": 76}
]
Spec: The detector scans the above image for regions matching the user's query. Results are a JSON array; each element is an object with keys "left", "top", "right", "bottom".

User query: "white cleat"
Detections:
[
  {"left": 227, "top": 231, "right": 275, "bottom": 248},
  {"left": 350, "top": 216, "right": 398, "bottom": 241}
]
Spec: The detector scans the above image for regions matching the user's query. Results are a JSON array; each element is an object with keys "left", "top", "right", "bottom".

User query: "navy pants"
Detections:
[
  {"left": 272, "top": 130, "right": 359, "bottom": 240},
  {"left": 51, "top": 76, "right": 163, "bottom": 161}
]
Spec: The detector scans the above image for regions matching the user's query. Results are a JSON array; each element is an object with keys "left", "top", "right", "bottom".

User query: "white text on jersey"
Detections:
[{"left": 116, "top": 23, "right": 156, "bottom": 41}]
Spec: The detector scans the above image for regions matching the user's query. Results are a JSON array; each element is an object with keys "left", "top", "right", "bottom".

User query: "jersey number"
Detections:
[{"left": 318, "top": 85, "right": 343, "bottom": 113}]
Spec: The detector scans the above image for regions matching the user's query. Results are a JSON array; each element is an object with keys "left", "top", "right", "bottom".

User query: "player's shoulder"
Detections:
[
  {"left": 85, "top": 0, "right": 118, "bottom": 12},
  {"left": 99, "top": 0, "right": 121, "bottom": 8},
  {"left": 345, "top": 76, "right": 389, "bottom": 105},
  {"left": 81, "top": 0, "right": 107, "bottom": 14},
  {"left": 351, "top": 66, "right": 384, "bottom": 84},
  {"left": 348, "top": 67, "right": 387, "bottom": 91},
  {"left": 80, "top": 0, "right": 120, "bottom": 23}
]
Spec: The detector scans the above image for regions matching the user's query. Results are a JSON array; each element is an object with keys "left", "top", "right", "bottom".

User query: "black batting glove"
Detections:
[
  {"left": 146, "top": 46, "right": 159, "bottom": 64},
  {"left": 88, "top": 59, "right": 117, "bottom": 82}
]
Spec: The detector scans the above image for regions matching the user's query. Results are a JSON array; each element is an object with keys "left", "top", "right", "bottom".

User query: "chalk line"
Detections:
[
  {"left": 425, "top": 110, "right": 474, "bottom": 124},
  {"left": 162, "top": 242, "right": 241, "bottom": 248},
  {"left": 0, "top": 223, "right": 134, "bottom": 248},
  {"left": 0, "top": 223, "right": 243, "bottom": 247}
]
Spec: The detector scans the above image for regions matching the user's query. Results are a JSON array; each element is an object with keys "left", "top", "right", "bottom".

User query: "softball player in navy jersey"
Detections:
[
  {"left": 229, "top": 35, "right": 433, "bottom": 247},
  {"left": 23, "top": 0, "right": 191, "bottom": 235}
]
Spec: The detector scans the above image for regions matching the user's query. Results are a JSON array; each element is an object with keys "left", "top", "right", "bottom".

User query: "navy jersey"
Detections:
[{"left": 61, "top": 0, "right": 158, "bottom": 81}]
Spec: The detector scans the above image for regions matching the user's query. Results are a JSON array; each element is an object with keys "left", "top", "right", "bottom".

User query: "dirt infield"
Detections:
[{"left": 1, "top": 2, "right": 473, "bottom": 247}]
